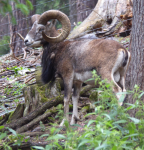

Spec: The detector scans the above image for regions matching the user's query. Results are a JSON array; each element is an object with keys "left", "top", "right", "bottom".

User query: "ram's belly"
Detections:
[{"left": 74, "top": 71, "right": 95, "bottom": 85}]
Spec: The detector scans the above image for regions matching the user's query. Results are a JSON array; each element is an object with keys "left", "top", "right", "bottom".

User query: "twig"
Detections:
[
  {"left": 31, "top": 51, "right": 43, "bottom": 64},
  {"left": 24, "top": 76, "right": 35, "bottom": 84},
  {"left": 0, "top": 94, "right": 23, "bottom": 103},
  {"left": 22, "top": 47, "right": 27, "bottom": 59},
  {"left": 17, "top": 32, "right": 24, "bottom": 41}
]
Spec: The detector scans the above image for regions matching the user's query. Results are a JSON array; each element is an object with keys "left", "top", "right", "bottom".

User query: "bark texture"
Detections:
[
  {"left": 126, "top": 0, "right": 144, "bottom": 116},
  {"left": 69, "top": 0, "right": 97, "bottom": 30},
  {"left": 68, "top": 0, "right": 129, "bottom": 39}
]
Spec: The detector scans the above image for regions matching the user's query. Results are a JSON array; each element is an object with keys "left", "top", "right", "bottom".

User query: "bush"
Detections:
[
  {"left": 35, "top": 71, "right": 144, "bottom": 150},
  {"left": 0, "top": 36, "right": 10, "bottom": 56}
]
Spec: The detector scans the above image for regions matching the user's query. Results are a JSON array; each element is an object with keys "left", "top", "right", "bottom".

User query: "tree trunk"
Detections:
[
  {"left": 68, "top": 0, "right": 131, "bottom": 39},
  {"left": 126, "top": 0, "right": 144, "bottom": 116},
  {"left": 76, "top": 0, "right": 98, "bottom": 23},
  {"left": 11, "top": 0, "right": 36, "bottom": 56},
  {"left": 69, "top": 0, "right": 97, "bottom": 30},
  {"left": 69, "top": 0, "right": 77, "bottom": 29}
]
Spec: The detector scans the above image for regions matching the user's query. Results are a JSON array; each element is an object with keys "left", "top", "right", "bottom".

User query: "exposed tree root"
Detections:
[
  {"left": 3, "top": 95, "right": 64, "bottom": 131},
  {"left": 16, "top": 108, "right": 58, "bottom": 133},
  {"left": 80, "top": 85, "right": 95, "bottom": 96}
]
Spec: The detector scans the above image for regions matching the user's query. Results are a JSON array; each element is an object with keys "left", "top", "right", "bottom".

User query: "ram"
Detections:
[{"left": 24, "top": 10, "right": 131, "bottom": 126}]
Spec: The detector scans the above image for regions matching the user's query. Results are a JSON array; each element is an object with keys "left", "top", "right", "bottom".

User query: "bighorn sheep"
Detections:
[{"left": 24, "top": 10, "right": 131, "bottom": 126}]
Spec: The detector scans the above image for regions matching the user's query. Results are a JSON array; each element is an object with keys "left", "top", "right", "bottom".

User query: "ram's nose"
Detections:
[
  {"left": 24, "top": 36, "right": 34, "bottom": 46},
  {"left": 24, "top": 39, "right": 29, "bottom": 45}
]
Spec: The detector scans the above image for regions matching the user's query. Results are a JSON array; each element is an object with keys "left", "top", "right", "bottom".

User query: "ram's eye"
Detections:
[{"left": 39, "top": 28, "right": 43, "bottom": 32}]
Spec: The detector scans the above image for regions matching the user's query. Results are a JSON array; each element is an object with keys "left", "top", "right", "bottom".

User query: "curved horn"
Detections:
[
  {"left": 31, "top": 14, "right": 41, "bottom": 24},
  {"left": 38, "top": 10, "right": 71, "bottom": 43}
]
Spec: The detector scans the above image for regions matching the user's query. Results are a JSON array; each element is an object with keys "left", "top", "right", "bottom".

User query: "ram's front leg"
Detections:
[
  {"left": 70, "top": 81, "right": 82, "bottom": 125},
  {"left": 60, "top": 77, "right": 73, "bottom": 126}
]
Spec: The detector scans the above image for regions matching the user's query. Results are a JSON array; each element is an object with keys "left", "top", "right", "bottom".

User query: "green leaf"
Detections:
[
  {"left": 40, "top": 134, "right": 49, "bottom": 138},
  {"left": 102, "top": 113, "right": 111, "bottom": 120},
  {"left": 0, "top": 133, "right": 7, "bottom": 140},
  {"left": 117, "top": 92, "right": 126, "bottom": 103},
  {"left": 26, "top": 0, "right": 33, "bottom": 10},
  {"left": 94, "top": 144, "right": 108, "bottom": 150},
  {"left": 45, "top": 145, "right": 52, "bottom": 150},
  {"left": 32, "top": 146, "right": 45, "bottom": 150},
  {"left": 87, "top": 120, "right": 96, "bottom": 127},
  {"left": 128, "top": 117, "right": 140, "bottom": 124},
  {"left": 112, "top": 145, "right": 117, "bottom": 150},
  {"left": 7, "top": 128, "right": 17, "bottom": 135},
  {"left": 113, "top": 120, "right": 127, "bottom": 124},
  {"left": 0, "top": 126, "right": 4, "bottom": 129},
  {"left": 124, "top": 133, "right": 139, "bottom": 138},
  {"left": 78, "top": 139, "right": 90, "bottom": 148},
  {"left": 85, "top": 112, "right": 96, "bottom": 117},
  {"left": 46, "top": 134, "right": 66, "bottom": 141},
  {"left": 15, "top": 4, "right": 29, "bottom": 15},
  {"left": 138, "top": 91, "right": 144, "bottom": 98}
]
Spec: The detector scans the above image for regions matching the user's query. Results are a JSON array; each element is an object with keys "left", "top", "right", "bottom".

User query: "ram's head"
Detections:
[{"left": 24, "top": 10, "right": 71, "bottom": 47}]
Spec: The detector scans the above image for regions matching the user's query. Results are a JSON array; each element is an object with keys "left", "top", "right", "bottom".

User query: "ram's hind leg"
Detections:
[
  {"left": 101, "top": 70, "right": 123, "bottom": 106},
  {"left": 70, "top": 81, "right": 82, "bottom": 125},
  {"left": 60, "top": 75, "right": 73, "bottom": 126},
  {"left": 111, "top": 71, "right": 124, "bottom": 106}
]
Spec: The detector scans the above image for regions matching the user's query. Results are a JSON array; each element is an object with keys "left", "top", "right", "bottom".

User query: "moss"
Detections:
[
  {"left": 31, "top": 84, "right": 49, "bottom": 103},
  {"left": 41, "top": 97, "right": 49, "bottom": 103},
  {"left": 55, "top": 95, "right": 64, "bottom": 101},
  {"left": 55, "top": 80, "right": 61, "bottom": 92},
  {"left": 7, "top": 111, "right": 14, "bottom": 124},
  {"left": 31, "top": 85, "right": 35, "bottom": 97},
  {"left": 69, "top": 104, "right": 73, "bottom": 111},
  {"left": 48, "top": 117, "right": 55, "bottom": 122},
  {"left": 89, "top": 90, "right": 98, "bottom": 101},
  {"left": 81, "top": 105, "right": 90, "bottom": 113},
  {"left": 0, "top": 116, "right": 3, "bottom": 121}
]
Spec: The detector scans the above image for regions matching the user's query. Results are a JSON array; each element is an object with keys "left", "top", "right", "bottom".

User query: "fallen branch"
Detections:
[
  {"left": 3, "top": 95, "right": 64, "bottom": 131},
  {"left": 96, "top": 17, "right": 120, "bottom": 37},
  {"left": 16, "top": 108, "right": 58, "bottom": 133}
]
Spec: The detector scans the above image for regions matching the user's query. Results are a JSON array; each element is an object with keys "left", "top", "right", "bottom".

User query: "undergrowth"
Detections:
[{"left": 1, "top": 71, "right": 144, "bottom": 150}]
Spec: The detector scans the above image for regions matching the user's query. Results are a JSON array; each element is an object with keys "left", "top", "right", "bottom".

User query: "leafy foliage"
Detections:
[
  {"left": 0, "top": 36, "right": 10, "bottom": 56},
  {"left": 36, "top": 0, "right": 69, "bottom": 30},
  {"left": 0, "top": 127, "right": 29, "bottom": 149},
  {"left": 0, "top": 0, "right": 33, "bottom": 24},
  {"left": 0, "top": 0, "right": 33, "bottom": 16},
  {"left": 1, "top": 71, "right": 144, "bottom": 150},
  {"left": 31, "top": 71, "right": 144, "bottom": 150},
  {"left": 36, "top": 0, "right": 69, "bottom": 15}
]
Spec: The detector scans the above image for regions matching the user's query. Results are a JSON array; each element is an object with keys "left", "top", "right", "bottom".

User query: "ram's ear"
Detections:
[
  {"left": 31, "top": 14, "right": 41, "bottom": 24},
  {"left": 51, "top": 19, "right": 57, "bottom": 26},
  {"left": 46, "top": 19, "right": 57, "bottom": 29}
]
